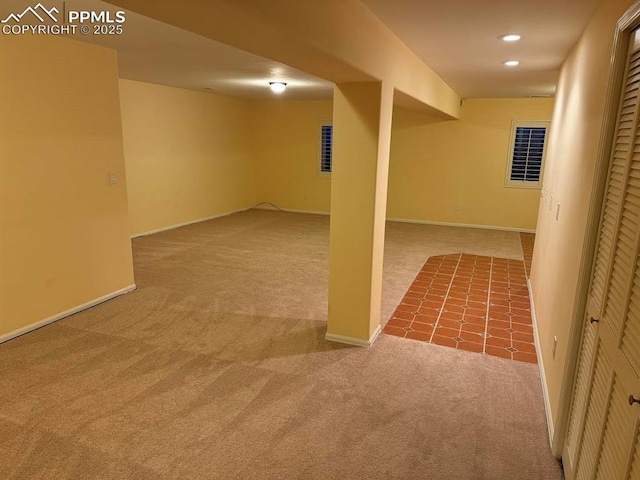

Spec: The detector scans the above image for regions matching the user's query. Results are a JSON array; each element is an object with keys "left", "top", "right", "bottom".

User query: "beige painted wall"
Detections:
[
  {"left": 389, "top": 98, "right": 554, "bottom": 230},
  {"left": 0, "top": 35, "right": 134, "bottom": 339},
  {"left": 530, "top": 0, "right": 635, "bottom": 435},
  {"left": 119, "top": 80, "right": 256, "bottom": 236},
  {"left": 252, "top": 100, "right": 333, "bottom": 212},
  {"left": 253, "top": 97, "right": 553, "bottom": 231}
]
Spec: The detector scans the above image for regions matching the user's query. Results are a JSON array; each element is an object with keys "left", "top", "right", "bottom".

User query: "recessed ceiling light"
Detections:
[
  {"left": 269, "top": 82, "right": 287, "bottom": 93},
  {"left": 503, "top": 60, "right": 520, "bottom": 67},
  {"left": 500, "top": 34, "right": 521, "bottom": 42}
]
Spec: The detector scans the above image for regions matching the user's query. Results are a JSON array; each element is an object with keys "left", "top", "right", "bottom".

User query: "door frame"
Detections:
[{"left": 555, "top": 0, "right": 640, "bottom": 458}]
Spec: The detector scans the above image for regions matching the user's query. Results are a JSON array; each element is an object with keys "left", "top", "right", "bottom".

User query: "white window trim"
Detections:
[
  {"left": 504, "top": 120, "right": 550, "bottom": 189},
  {"left": 318, "top": 120, "right": 332, "bottom": 179}
]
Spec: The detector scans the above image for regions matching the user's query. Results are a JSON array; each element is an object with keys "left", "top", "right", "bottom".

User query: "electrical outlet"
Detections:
[
  {"left": 108, "top": 172, "right": 118, "bottom": 185},
  {"left": 552, "top": 336, "right": 558, "bottom": 359},
  {"left": 455, "top": 203, "right": 461, "bottom": 211}
]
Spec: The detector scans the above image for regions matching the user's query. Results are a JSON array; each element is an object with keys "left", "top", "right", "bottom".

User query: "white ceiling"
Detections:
[
  {"left": 362, "top": 0, "right": 602, "bottom": 98},
  {"left": 61, "top": 0, "right": 334, "bottom": 100},
  {"left": 2, "top": 0, "right": 603, "bottom": 99}
]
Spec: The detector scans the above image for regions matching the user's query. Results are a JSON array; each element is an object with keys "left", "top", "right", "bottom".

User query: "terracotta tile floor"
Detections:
[
  {"left": 383, "top": 246, "right": 537, "bottom": 363},
  {"left": 520, "top": 232, "right": 534, "bottom": 277}
]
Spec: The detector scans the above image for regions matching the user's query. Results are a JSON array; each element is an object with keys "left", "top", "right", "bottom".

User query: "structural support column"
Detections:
[{"left": 326, "top": 81, "right": 394, "bottom": 346}]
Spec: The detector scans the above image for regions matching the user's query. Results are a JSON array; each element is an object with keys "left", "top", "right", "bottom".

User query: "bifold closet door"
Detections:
[{"left": 563, "top": 28, "right": 640, "bottom": 480}]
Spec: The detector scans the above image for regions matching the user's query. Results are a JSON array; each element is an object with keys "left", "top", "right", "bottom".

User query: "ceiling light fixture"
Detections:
[
  {"left": 269, "top": 82, "right": 287, "bottom": 93},
  {"left": 500, "top": 34, "right": 521, "bottom": 42},
  {"left": 503, "top": 60, "right": 520, "bottom": 67}
]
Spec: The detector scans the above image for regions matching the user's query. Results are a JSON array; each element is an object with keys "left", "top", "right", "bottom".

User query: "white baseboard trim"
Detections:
[
  {"left": 254, "top": 205, "right": 330, "bottom": 216},
  {"left": 0, "top": 284, "right": 137, "bottom": 344},
  {"left": 528, "top": 278, "right": 555, "bottom": 449},
  {"left": 325, "top": 324, "right": 382, "bottom": 347},
  {"left": 253, "top": 208, "right": 536, "bottom": 233},
  {"left": 387, "top": 217, "right": 536, "bottom": 234},
  {"left": 131, "top": 208, "right": 248, "bottom": 239}
]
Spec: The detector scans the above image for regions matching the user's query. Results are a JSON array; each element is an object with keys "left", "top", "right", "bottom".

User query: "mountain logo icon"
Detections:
[{"left": 1, "top": 3, "right": 59, "bottom": 23}]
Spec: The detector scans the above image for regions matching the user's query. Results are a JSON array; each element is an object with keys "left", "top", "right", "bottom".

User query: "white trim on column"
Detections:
[
  {"left": 0, "top": 284, "right": 137, "bottom": 344},
  {"left": 325, "top": 324, "right": 382, "bottom": 347}
]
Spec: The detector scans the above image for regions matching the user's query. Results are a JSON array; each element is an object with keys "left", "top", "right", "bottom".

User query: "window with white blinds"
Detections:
[
  {"left": 320, "top": 123, "right": 333, "bottom": 175},
  {"left": 505, "top": 121, "right": 550, "bottom": 188}
]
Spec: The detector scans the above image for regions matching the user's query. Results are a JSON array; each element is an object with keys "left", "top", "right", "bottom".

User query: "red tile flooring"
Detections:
[
  {"left": 520, "top": 232, "right": 534, "bottom": 278},
  {"left": 383, "top": 247, "right": 537, "bottom": 364}
]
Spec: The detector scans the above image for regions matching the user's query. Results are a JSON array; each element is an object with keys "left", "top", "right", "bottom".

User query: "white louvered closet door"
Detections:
[{"left": 563, "top": 29, "right": 640, "bottom": 480}]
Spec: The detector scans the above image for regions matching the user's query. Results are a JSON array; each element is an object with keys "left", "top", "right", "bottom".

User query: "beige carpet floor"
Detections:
[{"left": 0, "top": 210, "right": 563, "bottom": 479}]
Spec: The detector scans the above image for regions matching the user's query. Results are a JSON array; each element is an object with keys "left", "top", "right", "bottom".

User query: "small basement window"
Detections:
[
  {"left": 319, "top": 123, "right": 333, "bottom": 175},
  {"left": 505, "top": 121, "right": 550, "bottom": 188}
]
